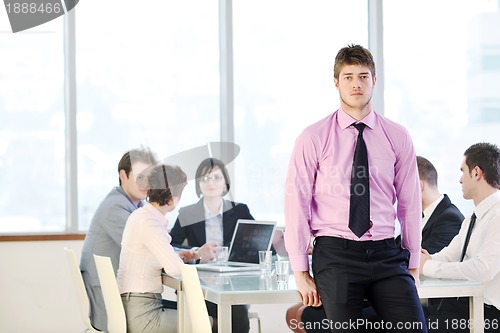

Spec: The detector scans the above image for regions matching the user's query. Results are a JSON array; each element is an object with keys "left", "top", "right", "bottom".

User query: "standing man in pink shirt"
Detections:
[{"left": 284, "top": 44, "right": 427, "bottom": 332}]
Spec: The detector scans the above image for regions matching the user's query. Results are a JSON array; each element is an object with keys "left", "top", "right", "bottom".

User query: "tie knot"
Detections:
[
  {"left": 471, "top": 213, "right": 476, "bottom": 222},
  {"left": 353, "top": 123, "right": 366, "bottom": 134}
]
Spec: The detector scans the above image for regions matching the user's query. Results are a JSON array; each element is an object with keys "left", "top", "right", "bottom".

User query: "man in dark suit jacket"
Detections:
[
  {"left": 394, "top": 156, "right": 464, "bottom": 254},
  {"left": 421, "top": 194, "right": 463, "bottom": 254},
  {"left": 417, "top": 156, "right": 464, "bottom": 255}
]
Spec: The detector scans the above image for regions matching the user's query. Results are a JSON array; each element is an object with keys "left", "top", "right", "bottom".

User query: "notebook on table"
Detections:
[{"left": 196, "top": 219, "right": 276, "bottom": 272}]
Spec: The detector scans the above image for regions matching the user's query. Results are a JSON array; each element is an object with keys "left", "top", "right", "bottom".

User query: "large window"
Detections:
[
  {"left": 0, "top": 19, "right": 65, "bottom": 233},
  {"left": 75, "top": 0, "right": 219, "bottom": 229},
  {"left": 2, "top": 1, "right": 500, "bottom": 234},
  {"left": 383, "top": 0, "right": 500, "bottom": 217},
  {"left": 232, "top": 0, "right": 368, "bottom": 223}
]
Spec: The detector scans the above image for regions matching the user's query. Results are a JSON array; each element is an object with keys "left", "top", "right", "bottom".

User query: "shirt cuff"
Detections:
[
  {"left": 408, "top": 250, "right": 420, "bottom": 270},
  {"left": 422, "top": 259, "right": 439, "bottom": 277},
  {"left": 289, "top": 254, "right": 310, "bottom": 272}
]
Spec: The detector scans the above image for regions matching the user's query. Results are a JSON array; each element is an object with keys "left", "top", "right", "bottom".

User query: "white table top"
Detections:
[{"left": 164, "top": 269, "right": 482, "bottom": 304}]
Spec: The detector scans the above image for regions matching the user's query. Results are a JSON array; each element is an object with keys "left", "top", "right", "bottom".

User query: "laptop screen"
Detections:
[{"left": 227, "top": 220, "right": 276, "bottom": 264}]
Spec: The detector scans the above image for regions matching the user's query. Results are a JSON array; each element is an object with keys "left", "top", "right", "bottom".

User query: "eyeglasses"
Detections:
[{"left": 200, "top": 175, "right": 224, "bottom": 183}]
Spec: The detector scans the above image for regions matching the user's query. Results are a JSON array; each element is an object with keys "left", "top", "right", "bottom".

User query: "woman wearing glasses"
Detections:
[{"left": 170, "top": 157, "right": 254, "bottom": 333}]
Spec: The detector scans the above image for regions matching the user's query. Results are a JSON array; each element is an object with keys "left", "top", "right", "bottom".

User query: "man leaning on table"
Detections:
[
  {"left": 420, "top": 142, "right": 500, "bottom": 333},
  {"left": 285, "top": 44, "right": 427, "bottom": 333}
]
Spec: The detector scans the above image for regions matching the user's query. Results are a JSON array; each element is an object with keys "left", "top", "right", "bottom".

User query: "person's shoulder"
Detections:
[
  {"left": 375, "top": 112, "right": 410, "bottom": 134},
  {"left": 301, "top": 112, "right": 337, "bottom": 135},
  {"left": 295, "top": 111, "right": 338, "bottom": 149},
  {"left": 176, "top": 200, "right": 204, "bottom": 224},
  {"left": 225, "top": 200, "right": 249, "bottom": 210},
  {"left": 445, "top": 202, "right": 463, "bottom": 214},
  {"left": 178, "top": 200, "right": 202, "bottom": 214},
  {"left": 127, "top": 205, "right": 157, "bottom": 226},
  {"left": 99, "top": 187, "right": 133, "bottom": 207},
  {"left": 373, "top": 112, "right": 415, "bottom": 154},
  {"left": 87, "top": 188, "right": 123, "bottom": 225},
  {"left": 429, "top": 195, "right": 464, "bottom": 223}
]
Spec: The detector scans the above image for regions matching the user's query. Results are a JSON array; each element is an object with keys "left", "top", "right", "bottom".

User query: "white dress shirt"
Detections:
[
  {"left": 204, "top": 201, "right": 223, "bottom": 245},
  {"left": 117, "top": 202, "right": 183, "bottom": 294},
  {"left": 422, "top": 194, "right": 444, "bottom": 228},
  {"left": 423, "top": 191, "right": 500, "bottom": 309}
]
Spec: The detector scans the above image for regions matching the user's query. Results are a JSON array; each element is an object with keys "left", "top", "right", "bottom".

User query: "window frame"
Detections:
[{"left": 1, "top": 0, "right": 380, "bottom": 239}]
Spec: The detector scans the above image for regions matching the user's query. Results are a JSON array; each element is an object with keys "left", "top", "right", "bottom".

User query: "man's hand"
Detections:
[
  {"left": 419, "top": 248, "right": 431, "bottom": 275},
  {"left": 197, "top": 241, "right": 218, "bottom": 263},
  {"left": 408, "top": 268, "right": 420, "bottom": 286},
  {"left": 294, "top": 271, "right": 322, "bottom": 307},
  {"left": 178, "top": 250, "right": 197, "bottom": 263}
]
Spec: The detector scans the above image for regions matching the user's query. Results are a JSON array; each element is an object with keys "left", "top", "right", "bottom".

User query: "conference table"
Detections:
[{"left": 163, "top": 270, "right": 484, "bottom": 333}]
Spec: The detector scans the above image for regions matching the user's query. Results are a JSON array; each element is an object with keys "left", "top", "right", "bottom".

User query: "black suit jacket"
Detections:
[
  {"left": 396, "top": 194, "right": 463, "bottom": 254},
  {"left": 170, "top": 199, "right": 254, "bottom": 247},
  {"left": 421, "top": 194, "right": 464, "bottom": 254}
]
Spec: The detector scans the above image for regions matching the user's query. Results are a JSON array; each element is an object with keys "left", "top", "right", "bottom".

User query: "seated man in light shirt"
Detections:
[{"left": 421, "top": 143, "right": 500, "bottom": 333}]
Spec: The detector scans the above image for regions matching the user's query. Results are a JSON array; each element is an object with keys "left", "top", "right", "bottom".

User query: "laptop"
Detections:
[{"left": 196, "top": 219, "right": 276, "bottom": 272}]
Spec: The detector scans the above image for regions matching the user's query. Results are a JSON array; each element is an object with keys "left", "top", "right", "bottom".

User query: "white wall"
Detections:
[
  {"left": 0, "top": 240, "right": 85, "bottom": 333},
  {"left": 0, "top": 240, "right": 295, "bottom": 333}
]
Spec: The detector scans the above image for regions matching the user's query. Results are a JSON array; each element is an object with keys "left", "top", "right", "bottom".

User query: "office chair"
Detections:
[
  {"left": 93, "top": 255, "right": 127, "bottom": 333},
  {"left": 180, "top": 263, "right": 212, "bottom": 333},
  {"left": 64, "top": 247, "right": 102, "bottom": 333},
  {"left": 248, "top": 310, "right": 262, "bottom": 333}
]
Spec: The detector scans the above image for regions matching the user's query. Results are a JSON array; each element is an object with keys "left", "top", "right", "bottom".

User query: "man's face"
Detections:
[
  {"left": 459, "top": 157, "right": 475, "bottom": 200},
  {"left": 334, "top": 64, "right": 376, "bottom": 111},
  {"left": 121, "top": 161, "right": 150, "bottom": 204}
]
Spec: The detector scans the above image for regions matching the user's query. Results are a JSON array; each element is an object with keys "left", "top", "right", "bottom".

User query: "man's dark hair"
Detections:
[
  {"left": 417, "top": 156, "right": 438, "bottom": 188},
  {"left": 147, "top": 164, "right": 187, "bottom": 206},
  {"left": 464, "top": 142, "right": 500, "bottom": 189},
  {"left": 334, "top": 44, "right": 376, "bottom": 80},
  {"left": 117, "top": 147, "right": 158, "bottom": 185},
  {"left": 195, "top": 158, "right": 231, "bottom": 198}
]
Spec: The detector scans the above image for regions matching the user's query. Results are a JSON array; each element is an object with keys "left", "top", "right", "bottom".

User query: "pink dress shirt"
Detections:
[{"left": 284, "top": 109, "right": 422, "bottom": 272}]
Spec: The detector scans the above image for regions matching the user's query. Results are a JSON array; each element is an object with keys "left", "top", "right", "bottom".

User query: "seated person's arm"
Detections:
[
  {"left": 169, "top": 217, "right": 188, "bottom": 248},
  {"left": 178, "top": 242, "right": 218, "bottom": 264}
]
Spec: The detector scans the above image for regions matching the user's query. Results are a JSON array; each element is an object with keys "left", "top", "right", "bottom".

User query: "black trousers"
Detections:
[
  {"left": 426, "top": 297, "right": 500, "bottom": 333},
  {"left": 312, "top": 236, "right": 427, "bottom": 333}
]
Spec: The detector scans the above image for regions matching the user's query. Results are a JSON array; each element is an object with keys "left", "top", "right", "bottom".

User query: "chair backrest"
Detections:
[
  {"left": 93, "top": 254, "right": 127, "bottom": 333},
  {"left": 180, "top": 264, "right": 212, "bottom": 333},
  {"left": 64, "top": 247, "right": 102, "bottom": 333}
]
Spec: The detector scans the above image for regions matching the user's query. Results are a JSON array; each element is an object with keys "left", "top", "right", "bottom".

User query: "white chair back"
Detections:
[
  {"left": 180, "top": 264, "right": 212, "bottom": 333},
  {"left": 64, "top": 247, "right": 102, "bottom": 332},
  {"left": 93, "top": 254, "right": 127, "bottom": 333}
]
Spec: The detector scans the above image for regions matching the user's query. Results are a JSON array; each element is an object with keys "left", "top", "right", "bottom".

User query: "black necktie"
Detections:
[
  {"left": 349, "top": 123, "right": 370, "bottom": 237},
  {"left": 460, "top": 213, "right": 476, "bottom": 262}
]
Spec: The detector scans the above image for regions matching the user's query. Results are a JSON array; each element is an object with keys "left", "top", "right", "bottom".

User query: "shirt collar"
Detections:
[
  {"left": 117, "top": 186, "right": 144, "bottom": 208},
  {"left": 203, "top": 200, "right": 223, "bottom": 219},
  {"left": 337, "top": 108, "right": 376, "bottom": 130},
  {"left": 143, "top": 202, "right": 169, "bottom": 226},
  {"left": 423, "top": 194, "right": 444, "bottom": 224},
  {"left": 475, "top": 190, "right": 500, "bottom": 221}
]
